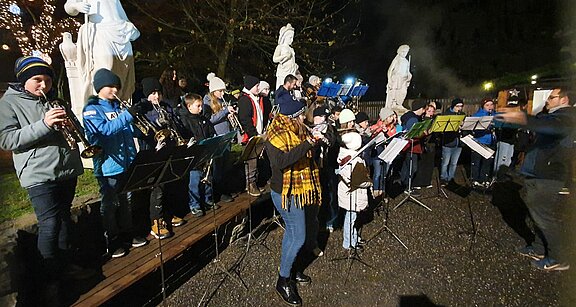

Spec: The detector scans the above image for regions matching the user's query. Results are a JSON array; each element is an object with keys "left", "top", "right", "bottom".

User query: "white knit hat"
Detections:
[
  {"left": 258, "top": 81, "right": 270, "bottom": 93},
  {"left": 207, "top": 72, "right": 226, "bottom": 93},
  {"left": 379, "top": 107, "right": 394, "bottom": 121},
  {"left": 339, "top": 109, "right": 356, "bottom": 124},
  {"left": 341, "top": 132, "right": 362, "bottom": 150}
]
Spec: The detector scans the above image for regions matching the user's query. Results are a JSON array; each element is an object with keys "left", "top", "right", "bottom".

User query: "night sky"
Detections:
[{"left": 0, "top": 0, "right": 573, "bottom": 100}]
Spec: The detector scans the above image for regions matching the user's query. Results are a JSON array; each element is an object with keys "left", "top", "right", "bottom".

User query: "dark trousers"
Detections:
[
  {"left": 470, "top": 151, "right": 494, "bottom": 182},
  {"left": 27, "top": 177, "right": 77, "bottom": 260},
  {"left": 400, "top": 152, "right": 419, "bottom": 187},
  {"left": 524, "top": 178, "right": 570, "bottom": 261}
]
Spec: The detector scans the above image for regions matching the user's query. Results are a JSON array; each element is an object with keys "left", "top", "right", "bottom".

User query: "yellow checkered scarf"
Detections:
[{"left": 267, "top": 114, "right": 321, "bottom": 210}]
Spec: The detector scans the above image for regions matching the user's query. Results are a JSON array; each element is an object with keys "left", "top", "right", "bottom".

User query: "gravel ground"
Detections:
[{"left": 163, "top": 175, "right": 575, "bottom": 307}]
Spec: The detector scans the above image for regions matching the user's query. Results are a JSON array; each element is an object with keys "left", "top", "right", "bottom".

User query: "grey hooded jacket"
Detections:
[{"left": 0, "top": 85, "right": 83, "bottom": 188}]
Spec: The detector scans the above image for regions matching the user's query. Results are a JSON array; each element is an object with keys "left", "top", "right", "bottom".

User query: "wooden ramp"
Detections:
[{"left": 72, "top": 193, "right": 255, "bottom": 306}]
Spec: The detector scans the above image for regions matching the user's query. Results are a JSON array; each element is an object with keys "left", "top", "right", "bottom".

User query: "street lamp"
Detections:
[{"left": 483, "top": 81, "right": 493, "bottom": 91}]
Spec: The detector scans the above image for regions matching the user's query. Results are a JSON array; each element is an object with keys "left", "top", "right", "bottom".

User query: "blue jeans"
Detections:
[
  {"left": 524, "top": 179, "right": 568, "bottom": 261},
  {"left": 343, "top": 210, "right": 358, "bottom": 248},
  {"left": 372, "top": 159, "right": 390, "bottom": 191},
  {"left": 188, "top": 169, "right": 213, "bottom": 210},
  {"left": 441, "top": 146, "right": 462, "bottom": 181},
  {"left": 96, "top": 174, "right": 133, "bottom": 239},
  {"left": 271, "top": 190, "right": 319, "bottom": 278},
  {"left": 27, "top": 177, "right": 77, "bottom": 259}
]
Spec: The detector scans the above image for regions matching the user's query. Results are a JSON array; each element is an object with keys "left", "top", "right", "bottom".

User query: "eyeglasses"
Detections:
[{"left": 547, "top": 95, "right": 560, "bottom": 100}]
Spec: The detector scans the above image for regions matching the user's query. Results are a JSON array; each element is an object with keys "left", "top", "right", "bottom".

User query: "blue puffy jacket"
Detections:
[
  {"left": 83, "top": 96, "right": 136, "bottom": 177},
  {"left": 472, "top": 108, "right": 495, "bottom": 145}
]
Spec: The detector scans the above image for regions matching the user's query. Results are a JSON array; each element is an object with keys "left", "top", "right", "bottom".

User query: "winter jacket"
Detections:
[
  {"left": 337, "top": 147, "right": 370, "bottom": 212},
  {"left": 472, "top": 108, "right": 495, "bottom": 145},
  {"left": 0, "top": 85, "right": 83, "bottom": 188},
  {"left": 83, "top": 96, "right": 136, "bottom": 177},
  {"left": 400, "top": 111, "right": 423, "bottom": 153},
  {"left": 520, "top": 106, "right": 576, "bottom": 180},
  {"left": 179, "top": 109, "right": 216, "bottom": 143},
  {"left": 202, "top": 95, "right": 231, "bottom": 136}
]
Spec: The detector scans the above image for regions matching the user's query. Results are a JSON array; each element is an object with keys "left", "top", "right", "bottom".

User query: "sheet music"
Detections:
[
  {"left": 336, "top": 132, "right": 385, "bottom": 174},
  {"left": 460, "top": 135, "right": 494, "bottom": 159},
  {"left": 378, "top": 138, "right": 409, "bottom": 163},
  {"left": 461, "top": 116, "right": 493, "bottom": 131}
]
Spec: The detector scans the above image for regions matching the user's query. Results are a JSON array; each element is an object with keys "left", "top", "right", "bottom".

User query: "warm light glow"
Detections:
[
  {"left": 531, "top": 80, "right": 537, "bottom": 85},
  {"left": 0, "top": 0, "right": 80, "bottom": 57},
  {"left": 483, "top": 81, "right": 493, "bottom": 91},
  {"left": 531, "top": 74, "right": 538, "bottom": 80},
  {"left": 1, "top": 44, "right": 9, "bottom": 50}
]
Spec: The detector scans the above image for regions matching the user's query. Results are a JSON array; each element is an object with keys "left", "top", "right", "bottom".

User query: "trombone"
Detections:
[{"left": 40, "top": 92, "right": 102, "bottom": 158}]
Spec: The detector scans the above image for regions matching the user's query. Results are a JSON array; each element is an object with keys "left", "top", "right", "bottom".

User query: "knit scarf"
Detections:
[{"left": 267, "top": 114, "right": 321, "bottom": 210}]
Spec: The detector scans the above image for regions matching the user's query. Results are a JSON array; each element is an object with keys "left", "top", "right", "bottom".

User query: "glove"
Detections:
[{"left": 128, "top": 101, "right": 153, "bottom": 116}]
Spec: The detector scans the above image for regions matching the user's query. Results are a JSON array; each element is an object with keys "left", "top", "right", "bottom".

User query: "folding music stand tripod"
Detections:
[
  {"left": 368, "top": 135, "right": 409, "bottom": 249},
  {"left": 120, "top": 143, "right": 204, "bottom": 304},
  {"left": 428, "top": 114, "right": 466, "bottom": 199},
  {"left": 394, "top": 120, "right": 433, "bottom": 211}
]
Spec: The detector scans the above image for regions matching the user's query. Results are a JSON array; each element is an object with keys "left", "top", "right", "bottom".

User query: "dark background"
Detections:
[{"left": 0, "top": 0, "right": 573, "bottom": 99}]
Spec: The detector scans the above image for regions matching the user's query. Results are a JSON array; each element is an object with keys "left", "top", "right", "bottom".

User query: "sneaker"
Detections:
[
  {"left": 373, "top": 190, "right": 383, "bottom": 197},
  {"left": 205, "top": 202, "right": 220, "bottom": 211},
  {"left": 532, "top": 257, "right": 570, "bottom": 271},
  {"left": 518, "top": 245, "right": 544, "bottom": 260},
  {"left": 344, "top": 245, "right": 364, "bottom": 252},
  {"left": 405, "top": 189, "right": 421, "bottom": 197},
  {"left": 220, "top": 194, "right": 233, "bottom": 203},
  {"left": 171, "top": 216, "right": 185, "bottom": 227},
  {"left": 472, "top": 181, "right": 483, "bottom": 188},
  {"left": 357, "top": 238, "right": 366, "bottom": 245},
  {"left": 151, "top": 220, "right": 172, "bottom": 240},
  {"left": 62, "top": 264, "right": 96, "bottom": 280},
  {"left": 414, "top": 186, "right": 422, "bottom": 190},
  {"left": 248, "top": 182, "right": 261, "bottom": 197},
  {"left": 312, "top": 247, "right": 324, "bottom": 257},
  {"left": 440, "top": 180, "right": 449, "bottom": 187},
  {"left": 325, "top": 225, "right": 334, "bottom": 233},
  {"left": 131, "top": 236, "right": 148, "bottom": 248},
  {"left": 190, "top": 207, "right": 204, "bottom": 217},
  {"left": 559, "top": 187, "right": 570, "bottom": 195},
  {"left": 111, "top": 246, "right": 127, "bottom": 258}
]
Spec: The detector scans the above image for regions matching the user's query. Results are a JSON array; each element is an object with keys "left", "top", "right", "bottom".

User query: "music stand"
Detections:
[
  {"left": 368, "top": 134, "right": 410, "bottom": 249},
  {"left": 429, "top": 115, "right": 466, "bottom": 199},
  {"left": 120, "top": 143, "right": 204, "bottom": 303},
  {"left": 394, "top": 120, "right": 433, "bottom": 211}
]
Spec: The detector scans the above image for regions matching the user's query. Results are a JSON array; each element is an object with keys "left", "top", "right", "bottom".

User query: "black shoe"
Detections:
[
  {"left": 275, "top": 275, "right": 302, "bottom": 306},
  {"left": 293, "top": 271, "right": 311, "bottom": 285},
  {"left": 357, "top": 238, "right": 367, "bottom": 245},
  {"left": 220, "top": 194, "right": 233, "bottom": 203}
]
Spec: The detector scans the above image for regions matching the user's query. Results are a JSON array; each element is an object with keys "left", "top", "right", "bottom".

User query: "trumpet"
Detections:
[
  {"left": 41, "top": 93, "right": 102, "bottom": 158},
  {"left": 228, "top": 111, "right": 244, "bottom": 135},
  {"left": 153, "top": 103, "right": 187, "bottom": 146},
  {"left": 113, "top": 94, "right": 171, "bottom": 143}
]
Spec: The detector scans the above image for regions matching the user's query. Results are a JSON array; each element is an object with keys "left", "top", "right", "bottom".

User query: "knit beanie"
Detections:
[
  {"left": 93, "top": 68, "right": 121, "bottom": 93},
  {"left": 207, "top": 73, "right": 226, "bottom": 93},
  {"left": 339, "top": 109, "right": 356, "bottom": 124},
  {"left": 451, "top": 98, "right": 464, "bottom": 109},
  {"left": 14, "top": 56, "right": 54, "bottom": 84},
  {"left": 379, "top": 107, "right": 394, "bottom": 120},
  {"left": 279, "top": 99, "right": 306, "bottom": 118},
  {"left": 411, "top": 99, "right": 428, "bottom": 111},
  {"left": 141, "top": 77, "right": 162, "bottom": 97},
  {"left": 341, "top": 132, "right": 362, "bottom": 150},
  {"left": 243, "top": 75, "right": 259, "bottom": 90},
  {"left": 313, "top": 106, "right": 330, "bottom": 118},
  {"left": 355, "top": 111, "right": 369, "bottom": 124},
  {"left": 258, "top": 81, "right": 270, "bottom": 93}
]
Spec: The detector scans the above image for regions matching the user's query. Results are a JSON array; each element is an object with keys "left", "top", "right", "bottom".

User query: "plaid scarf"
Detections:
[{"left": 267, "top": 114, "right": 321, "bottom": 210}]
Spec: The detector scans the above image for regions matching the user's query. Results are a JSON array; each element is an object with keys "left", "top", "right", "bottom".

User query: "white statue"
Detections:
[
  {"left": 273, "top": 23, "right": 298, "bottom": 91},
  {"left": 64, "top": 0, "right": 140, "bottom": 106},
  {"left": 385, "top": 44, "right": 412, "bottom": 110}
]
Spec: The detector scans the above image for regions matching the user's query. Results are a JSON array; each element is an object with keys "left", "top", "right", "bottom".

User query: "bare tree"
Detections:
[{"left": 126, "top": 0, "right": 360, "bottom": 82}]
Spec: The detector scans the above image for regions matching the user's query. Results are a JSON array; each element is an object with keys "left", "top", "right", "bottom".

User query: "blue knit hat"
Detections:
[
  {"left": 93, "top": 68, "right": 121, "bottom": 93},
  {"left": 14, "top": 56, "right": 54, "bottom": 84},
  {"left": 279, "top": 99, "right": 306, "bottom": 118}
]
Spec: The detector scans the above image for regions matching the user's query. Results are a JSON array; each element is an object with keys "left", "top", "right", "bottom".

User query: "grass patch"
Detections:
[{"left": 0, "top": 169, "right": 100, "bottom": 223}]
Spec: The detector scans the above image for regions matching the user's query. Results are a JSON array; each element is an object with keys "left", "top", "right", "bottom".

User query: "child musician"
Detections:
[{"left": 338, "top": 132, "right": 372, "bottom": 250}]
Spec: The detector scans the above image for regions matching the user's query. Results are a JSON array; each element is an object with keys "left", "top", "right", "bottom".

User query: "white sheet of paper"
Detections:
[
  {"left": 460, "top": 135, "right": 494, "bottom": 159},
  {"left": 532, "top": 89, "right": 552, "bottom": 115},
  {"left": 378, "top": 138, "right": 409, "bottom": 163}
]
